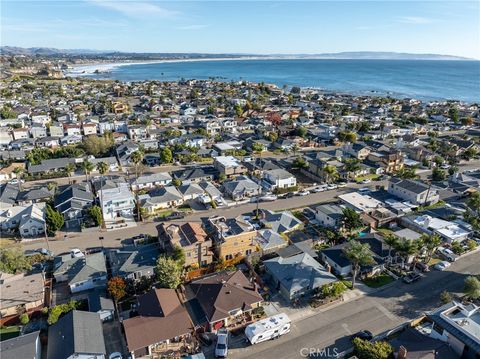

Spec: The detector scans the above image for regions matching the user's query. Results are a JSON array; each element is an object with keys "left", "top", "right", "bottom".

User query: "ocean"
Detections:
[{"left": 71, "top": 59, "right": 480, "bottom": 102}]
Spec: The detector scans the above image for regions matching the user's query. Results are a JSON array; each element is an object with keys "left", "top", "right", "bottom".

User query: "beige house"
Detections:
[
  {"left": 160, "top": 222, "right": 213, "bottom": 268},
  {"left": 208, "top": 216, "right": 258, "bottom": 261},
  {"left": 0, "top": 272, "right": 45, "bottom": 318}
]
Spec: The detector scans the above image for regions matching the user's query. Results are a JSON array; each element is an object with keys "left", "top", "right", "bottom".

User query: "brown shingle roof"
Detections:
[
  {"left": 123, "top": 289, "right": 192, "bottom": 352},
  {"left": 186, "top": 270, "right": 263, "bottom": 324}
]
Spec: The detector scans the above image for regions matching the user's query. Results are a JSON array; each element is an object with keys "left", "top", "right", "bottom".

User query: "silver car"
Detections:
[{"left": 215, "top": 329, "right": 228, "bottom": 358}]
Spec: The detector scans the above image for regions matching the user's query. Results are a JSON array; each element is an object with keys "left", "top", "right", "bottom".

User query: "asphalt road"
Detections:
[{"left": 226, "top": 250, "right": 480, "bottom": 359}]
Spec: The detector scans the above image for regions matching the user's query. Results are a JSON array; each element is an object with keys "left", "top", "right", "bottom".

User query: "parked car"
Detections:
[
  {"left": 215, "top": 329, "right": 229, "bottom": 358},
  {"left": 286, "top": 192, "right": 295, "bottom": 198},
  {"left": 351, "top": 330, "right": 373, "bottom": 342},
  {"left": 8, "top": 178, "right": 24, "bottom": 185},
  {"left": 166, "top": 211, "right": 185, "bottom": 220},
  {"left": 434, "top": 261, "right": 451, "bottom": 271},
  {"left": 415, "top": 262, "right": 430, "bottom": 272},
  {"left": 35, "top": 248, "right": 53, "bottom": 256},
  {"left": 403, "top": 272, "right": 421, "bottom": 284},
  {"left": 311, "top": 187, "right": 324, "bottom": 193},
  {"left": 70, "top": 248, "right": 85, "bottom": 258},
  {"left": 327, "top": 184, "right": 337, "bottom": 190},
  {"left": 297, "top": 190, "right": 309, "bottom": 196},
  {"left": 437, "top": 247, "right": 458, "bottom": 262},
  {"left": 358, "top": 187, "right": 371, "bottom": 194},
  {"left": 361, "top": 179, "right": 371, "bottom": 184},
  {"left": 109, "top": 353, "right": 122, "bottom": 359}
]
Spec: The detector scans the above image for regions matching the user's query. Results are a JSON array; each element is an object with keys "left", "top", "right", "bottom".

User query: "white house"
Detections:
[
  {"left": 262, "top": 169, "right": 297, "bottom": 190},
  {"left": 98, "top": 182, "right": 135, "bottom": 222},
  {"left": 0, "top": 203, "right": 46, "bottom": 239},
  {"left": 387, "top": 179, "right": 440, "bottom": 206},
  {"left": 131, "top": 172, "right": 172, "bottom": 191}
]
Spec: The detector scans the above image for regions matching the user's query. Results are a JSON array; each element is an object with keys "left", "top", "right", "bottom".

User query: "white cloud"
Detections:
[
  {"left": 87, "top": 0, "right": 179, "bottom": 18},
  {"left": 176, "top": 24, "right": 209, "bottom": 30},
  {"left": 397, "top": 16, "right": 433, "bottom": 24}
]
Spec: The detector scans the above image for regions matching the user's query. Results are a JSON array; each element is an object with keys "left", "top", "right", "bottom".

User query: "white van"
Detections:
[{"left": 245, "top": 314, "right": 291, "bottom": 344}]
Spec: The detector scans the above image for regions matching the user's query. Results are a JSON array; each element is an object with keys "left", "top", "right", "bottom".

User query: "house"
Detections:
[
  {"left": 12, "top": 128, "right": 29, "bottom": 140},
  {"left": 264, "top": 253, "right": 337, "bottom": 301},
  {"left": 338, "top": 192, "right": 383, "bottom": 214},
  {"left": 185, "top": 270, "right": 263, "bottom": 332},
  {"left": 82, "top": 122, "right": 98, "bottom": 135},
  {"left": 388, "top": 178, "right": 440, "bottom": 206},
  {"left": 172, "top": 166, "right": 218, "bottom": 184},
  {"left": 116, "top": 141, "right": 140, "bottom": 167},
  {"left": 0, "top": 272, "right": 45, "bottom": 318},
  {"left": 315, "top": 203, "right": 344, "bottom": 229},
  {"left": 53, "top": 252, "right": 107, "bottom": 293},
  {"left": 222, "top": 176, "right": 261, "bottom": 200},
  {"left": 214, "top": 156, "right": 248, "bottom": 177},
  {"left": 366, "top": 150, "right": 404, "bottom": 174},
  {"left": 260, "top": 210, "right": 302, "bottom": 234},
  {"left": 320, "top": 233, "right": 393, "bottom": 276},
  {"left": 131, "top": 172, "right": 172, "bottom": 191},
  {"left": 17, "top": 186, "right": 53, "bottom": 205},
  {"left": 107, "top": 244, "right": 159, "bottom": 281},
  {"left": 262, "top": 169, "right": 297, "bottom": 191},
  {"left": 28, "top": 158, "right": 75, "bottom": 175},
  {"left": 426, "top": 301, "right": 480, "bottom": 358},
  {"left": 0, "top": 183, "right": 19, "bottom": 207},
  {"left": 88, "top": 290, "right": 115, "bottom": 322},
  {"left": 342, "top": 142, "right": 371, "bottom": 160},
  {"left": 406, "top": 214, "right": 470, "bottom": 243},
  {"left": 35, "top": 136, "right": 60, "bottom": 148},
  {"left": 144, "top": 153, "right": 161, "bottom": 166},
  {"left": 54, "top": 183, "right": 94, "bottom": 229},
  {"left": 29, "top": 124, "right": 47, "bottom": 139},
  {"left": 0, "top": 163, "right": 24, "bottom": 183},
  {"left": 123, "top": 288, "right": 194, "bottom": 359},
  {"left": 0, "top": 331, "right": 41, "bottom": 359},
  {"left": 98, "top": 181, "right": 135, "bottom": 222},
  {"left": 139, "top": 186, "right": 184, "bottom": 213},
  {"left": 208, "top": 216, "right": 258, "bottom": 260},
  {"left": 255, "top": 229, "right": 288, "bottom": 255},
  {"left": 47, "top": 311, "right": 106, "bottom": 359},
  {"left": 0, "top": 203, "right": 46, "bottom": 238},
  {"left": 178, "top": 183, "right": 205, "bottom": 201},
  {"left": 60, "top": 134, "right": 83, "bottom": 146},
  {"left": 160, "top": 222, "right": 213, "bottom": 267},
  {"left": 90, "top": 156, "right": 119, "bottom": 173}
]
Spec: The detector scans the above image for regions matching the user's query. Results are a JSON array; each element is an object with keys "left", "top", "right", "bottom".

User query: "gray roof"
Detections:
[
  {"left": 256, "top": 229, "right": 287, "bottom": 251},
  {"left": 88, "top": 290, "right": 115, "bottom": 312},
  {"left": 264, "top": 253, "right": 337, "bottom": 295},
  {"left": 133, "top": 172, "right": 172, "bottom": 186},
  {"left": 28, "top": 158, "right": 75, "bottom": 174},
  {"left": 261, "top": 210, "right": 302, "bottom": 233},
  {"left": 222, "top": 176, "right": 259, "bottom": 195},
  {"left": 0, "top": 183, "right": 19, "bottom": 205},
  {"left": 108, "top": 244, "right": 159, "bottom": 277},
  {"left": 264, "top": 168, "right": 295, "bottom": 180},
  {"left": 392, "top": 179, "right": 429, "bottom": 194},
  {"left": 47, "top": 310, "right": 106, "bottom": 359},
  {"left": 144, "top": 186, "right": 183, "bottom": 205},
  {"left": 179, "top": 183, "right": 204, "bottom": 196},
  {"left": 0, "top": 330, "right": 40, "bottom": 359},
  {"left": 315, "top": 203, "right": 344, "bottom": 220},
  {"left": 54, "top": 252, "right": 107, "bottom": 286},
  {"left": 17, "top": 187, "right": 53, "bottom": 202}
]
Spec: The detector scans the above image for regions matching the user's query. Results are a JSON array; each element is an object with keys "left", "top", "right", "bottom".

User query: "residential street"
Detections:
[{"left": 225, "top": 250, "right": 480, "bottom": 359}]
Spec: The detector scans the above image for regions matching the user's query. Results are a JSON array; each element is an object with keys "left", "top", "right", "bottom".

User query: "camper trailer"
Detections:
[{"left": 245, "top": 313, "right": 291, "bottom": 344}]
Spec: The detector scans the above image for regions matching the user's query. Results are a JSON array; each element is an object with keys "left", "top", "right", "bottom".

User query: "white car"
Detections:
[
  {"left": 361, "top": 179, "right": 371, "bottom": 184},
  {"left": 215, "top": 329, "right": 228, "bottom": 358},
  {"left": 70, "top": 248, "right": 85, "bottom": 258},
  {"left": 327, "top": 184, "right": 337, "bottom": 190},
  {"left": 434, "top": 261, "right": 451, "bottom": 271},
  {"left": 437, "top": 247, "right": 458, "bottom": 262},
  {"left": 297, "top": 190, "right": 309, "bottom": 196},
  {"left": 8, "top": 179, "right": 24, "bottom": 185}
]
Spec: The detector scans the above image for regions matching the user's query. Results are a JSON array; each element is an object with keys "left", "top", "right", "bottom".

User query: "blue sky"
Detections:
[{"left": 2, "top": 1, "right": 479, "bottom": 58}]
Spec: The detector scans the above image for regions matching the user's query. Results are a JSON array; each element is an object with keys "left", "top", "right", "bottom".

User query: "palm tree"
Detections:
[
  {"left": 383, "top": 234, "right": 399, "bottom": 264},
  {"left": 13, "top": 167, "right": 24, "bottom": 191},
  {"left": 130, "top": 151, "right": 144, "bottom": 179},
  {"left": 342, "top": 240, "right": 374, "bottom": 287},
  {"left": 422, "top": 234, "right": 442, "bottom": 264},
  {"left": 464, "top": 276, "right": 480, "bottom": 300},
  {"left": 323, "top": 165, "right": 338, "bottom": 184},
  {"left": 343, "top": 158, "right": 361, "bottom": 181},
  {"left": 96, "top": 161, "right": 109, "bottom": 228},
  {"left": 395, "top": 238, "right": 421, "bottom": 270},
  {"left": 65, "top": 163, "right": 76, "bottom": 184},
  {"left": 80, "top": 160, "right": 94, "bottom": 182},
  {"left": 291, "top": 144, "right": 300, "bottom": 157}
]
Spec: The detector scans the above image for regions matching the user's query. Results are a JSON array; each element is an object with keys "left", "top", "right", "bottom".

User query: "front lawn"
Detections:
[
  {"left": 355, "top": 174, "right": 381, "bottom": 182},
  {"left": 362, "top": 273, "right": 395, "bottom": 288},
  {"left": 0, "top": 326, "right": 20, "bottom": 341}
]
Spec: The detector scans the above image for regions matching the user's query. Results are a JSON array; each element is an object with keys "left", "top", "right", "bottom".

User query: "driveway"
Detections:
[{"left": 103, "top": 319, "right": 128, "bottom": 357}]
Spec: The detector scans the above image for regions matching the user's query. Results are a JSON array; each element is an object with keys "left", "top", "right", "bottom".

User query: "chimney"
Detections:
[{"left": 397, "top": 346, "right": 407, "bottom": 359}]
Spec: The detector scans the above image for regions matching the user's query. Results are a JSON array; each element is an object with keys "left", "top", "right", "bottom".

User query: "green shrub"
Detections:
[
  {"left": 19, "top": 313, "right": 29, "bottom": 325},
  {"left": 353, "top": 338, "right": 394, "bottom": 359}
]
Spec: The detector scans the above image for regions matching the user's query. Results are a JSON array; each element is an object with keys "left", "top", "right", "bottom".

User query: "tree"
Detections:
[
  {"left": 47, "top": 300, "right": 78, "bottom": 325},
  {"left": 266, "top": 112, "right": 282, "bottom": 126},
  {"left": 343, "top": 158, "right": 361, "bottom": 180},
  {"left": 251, "top": 143, "right": 264, "bottom": 156},
  {"left": 461, "top": 117, "right": 474, "bottom": 126},
  {"left": 291, "top": 144, "right": 300, "bottom": 156},
  {"left": 130, "top": 151, "right": 144, "bottom": 178},
  {"left": 46, "top": 204, "right": 64, "bottom": 235},
  {"left": 321, "top": 282, "right": 347, "bottom": 298},
  {"left": 80, "top": 160, "right": 94, "bottom": 182},
  {"left": 172, "top": 178, "right": 182, "bottom": 187},
  {"left": 342, "top": 240, "right": 374, "bottom": 287},
  {"left": 156, "top": 256, "right": 182, "bottom": 289},
  {"left": 448, "top": 106, "right": 459, "bottom": 123},
  {"left": 267, "top": 131, "right": 278, "bottom": 143},
  {"left": 440, "top": 290, "right": 453, "bottom": 304},
  {"left": 108, "top": 277, "right": 127, "bottom": 302},
  {"left": 88, "top": 205, "right": 103, "bottom": 227},
  {"left": 173, "top": 245, "right": 186, "bottom": 267},
  {"left": 0, "top": 105, "right": 17, "bottom": 119},
  {"left": 13, "top": 167, "right": 24, "bottom": 191},
  {"left": 97, "top": 161, "right": 109, "bottom": 176},
  {"left": 432, "top": 167, "right": 446, "bottom": 181},
  {"left": 464, "top": 276, "right": 480, "bottom": 300},
  {"left": 464, "top": 147, "right": 478, "bottom": 160},
  {"left": 82, "top": 134, "right": 114, "bottom": 157},
  {"left": 396, "top": 167, "right": 418, "bottom": 180},
  {"left": 160, "top": 147, "right": 173, "bottom": 164},
  {"left": 19, "top": 313, "right": 30, "bottom": 325},
  {"left": 0, "top": 247, "right": 31, "bottom": 274},
  {"left": 353, "top": 338, "right": 394, "bottom": 359},
  {"left": 65, "top": 163, "right": 76, "bottom": 184},
  {"left": 422, "top": 234, "right": 442, "bottom": 263},
  {"left": 292, "top": 156, "right": 308, "bottom": 169},
  {"left": 323, "top": 165, "right": 338, "bottom": 184},
  {"left": 342, "top": 207, "right": 363, "bottom": 232},
  {"left": 296, "top": 126, "right": 307, "bottom": 138},
  {"left": 383, "top": 234, "right": 398, "bottom": 263},
  {"left": 338, "top": 131, "right": 357, "bottom": 143}
]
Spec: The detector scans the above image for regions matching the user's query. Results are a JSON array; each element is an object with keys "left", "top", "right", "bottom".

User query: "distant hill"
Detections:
[{"left": 0, "top": 46, "right": 472, "bottom": 60}]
